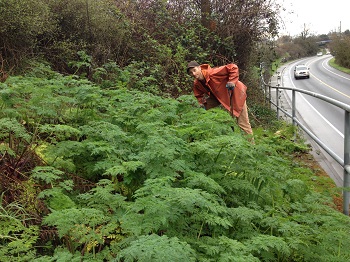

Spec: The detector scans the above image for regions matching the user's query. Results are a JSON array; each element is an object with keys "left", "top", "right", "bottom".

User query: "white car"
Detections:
[
  {"left": 294, "top": 65, "right": 310, "bottom": 79},
  {"left": 317, "top": 52, "right": 323, "bottom": 56}
]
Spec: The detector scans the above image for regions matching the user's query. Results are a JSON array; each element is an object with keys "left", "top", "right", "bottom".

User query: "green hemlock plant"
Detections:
[
  {"left": 0, "top": 69, "right": 349, "bottom": 261},
  {"left": 0, "top": 196, "right": 39, "bottom": 261}
]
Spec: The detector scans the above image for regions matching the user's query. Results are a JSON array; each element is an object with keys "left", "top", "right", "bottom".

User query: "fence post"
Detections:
[
  {"left": 292, "top": 89, "right": 297, "bottom": 139},
  {"left": 344, "top": 111, "right": 350, "bottom": 215},
  {"left": 276, "top": 72, "right": 280, "bottom": 119},
  {"left": 269, "top": 85, "right": 272, "bottom": 110},
  {"left": 292, "top": 90, "right": 296, "bottom": 126},
  {"left": 276, "top": 87, "right": 279, "bottom": 119}
]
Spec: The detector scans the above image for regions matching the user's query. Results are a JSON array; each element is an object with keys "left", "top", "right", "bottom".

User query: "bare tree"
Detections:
[{"left": 167, "top": 0, "right": 281, "bottom": 70}]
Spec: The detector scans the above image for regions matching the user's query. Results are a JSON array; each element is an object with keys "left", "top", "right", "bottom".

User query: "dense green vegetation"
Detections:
[
  {"left": 0, "top": 0, "right": 282, "bottom": 95},
  {"left": 0, "top": 66, "right": 349, "bottom": 261},
  {"left": 1, "top": 0, "right": 350, "bottom": 261}
]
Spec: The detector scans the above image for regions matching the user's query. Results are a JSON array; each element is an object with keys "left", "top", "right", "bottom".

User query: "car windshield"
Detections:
[{"left": 296, "top": 66, "right": 307, "bottom": 70}]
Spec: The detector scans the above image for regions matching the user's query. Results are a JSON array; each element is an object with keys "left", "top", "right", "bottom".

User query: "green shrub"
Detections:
[{"left": 1, "top": 74, "right": 349, "bottom": 261}]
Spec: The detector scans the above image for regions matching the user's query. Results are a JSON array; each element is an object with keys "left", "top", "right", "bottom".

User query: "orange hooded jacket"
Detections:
[{"left": 192, "top": 64, "right": 247, "bottom": 117}]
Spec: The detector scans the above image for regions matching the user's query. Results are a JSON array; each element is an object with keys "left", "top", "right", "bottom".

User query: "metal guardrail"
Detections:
[{"left": 260, "top": 69, "right": 350, "bottom": 215}]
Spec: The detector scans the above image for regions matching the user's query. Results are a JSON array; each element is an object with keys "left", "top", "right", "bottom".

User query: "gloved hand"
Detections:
[{"left": 226, "top": 82, "right": 235, "bottom": 90}]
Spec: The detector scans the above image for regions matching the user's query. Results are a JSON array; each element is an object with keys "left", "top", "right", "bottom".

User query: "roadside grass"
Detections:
[
  {"left": 252, "top": 107, "right": 344, "bottom": 214},
  {"left": 329, "top": 57, "right": 350, "bottom": 74},
  {"left": 292, "top": 149, "right": 343, "bottom": 212}
]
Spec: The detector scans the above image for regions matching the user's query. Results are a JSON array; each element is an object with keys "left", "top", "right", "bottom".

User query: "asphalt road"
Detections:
[{"left": 272, "top": 55, "right": 350, "bottom": 186}]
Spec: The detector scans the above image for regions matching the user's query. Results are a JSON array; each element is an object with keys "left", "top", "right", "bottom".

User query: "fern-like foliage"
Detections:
[
  {"left": 244, "top": 234, "right": 290, "bottom": 261},
  {"left": 0, "top": 198, "right": 39, "bottom": 261},
  {"left": 43, "top": 207, "right": 108, "bottom": 238},
  {"left": 38, "top": 124, "right": 82, "bottom": 143},
  {"left": 31, "top": 166, "right": 65, "bottom": 185},
  {"left": 1, "top": 73, "right": 350, "bottom": 261},
  {"left": 38, "top": 178, "right": 129, "bottom": 257},
  {"left": 78, "top": 179, "right": 127, "bottom": 213},
  {"left": 121, "top": 176, "right": 232, "bottom": 237},
  {"left": 31, "top": 166, "right": 76, "bottom": 211},
  {"left": 42, "top": 207, "right": 110, "bottom": 256},
  {"left": 116, "top": 234, "right": 197, "bottom": 262},
  {"left": 187, "top": 236, "right": 260, "bottom": 262},
  {"left": 0, "top": 118, "right": 31, "bottom": 143}
]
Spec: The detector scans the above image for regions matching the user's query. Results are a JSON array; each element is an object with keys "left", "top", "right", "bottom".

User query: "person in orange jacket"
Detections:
[{"left": 187, "top": 60, "right": 253, "bottom": 135}]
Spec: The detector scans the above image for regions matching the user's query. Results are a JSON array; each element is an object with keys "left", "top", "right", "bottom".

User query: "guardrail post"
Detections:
[
  {"left": 269, "top": 85, "right": 272, "bottom": 110},
  {"left": 344, "top": 111, "right": 350, "bottom": 215},
  {"left": 276, "top": 72, "right": 280, "bottom": 119},
  {"left": 292, "top": 90, "right": 296, "bottom": 126},
  {"left": 292, "top": 89, "right": 297, "bottom": 139},
  {"left": 276, "top": 87, "right": 279, "bottom": 119}
]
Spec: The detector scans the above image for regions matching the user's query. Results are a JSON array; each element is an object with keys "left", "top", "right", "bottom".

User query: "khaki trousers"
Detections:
[{"left": 204, "top": 95, "right": 253, "bottom": 135}]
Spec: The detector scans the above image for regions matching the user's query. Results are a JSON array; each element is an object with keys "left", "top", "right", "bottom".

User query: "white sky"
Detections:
[{"left": 278, "top": 0, "right": 350, "bottom": 36}]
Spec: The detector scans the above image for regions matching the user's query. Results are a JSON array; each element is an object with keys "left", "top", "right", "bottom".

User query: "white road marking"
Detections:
[
  {"left": 321, "top": 57, "right": 350, "bottom": 81},
  {"left": 297, "top": 93, "right": 344, "bottom": 138}
]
